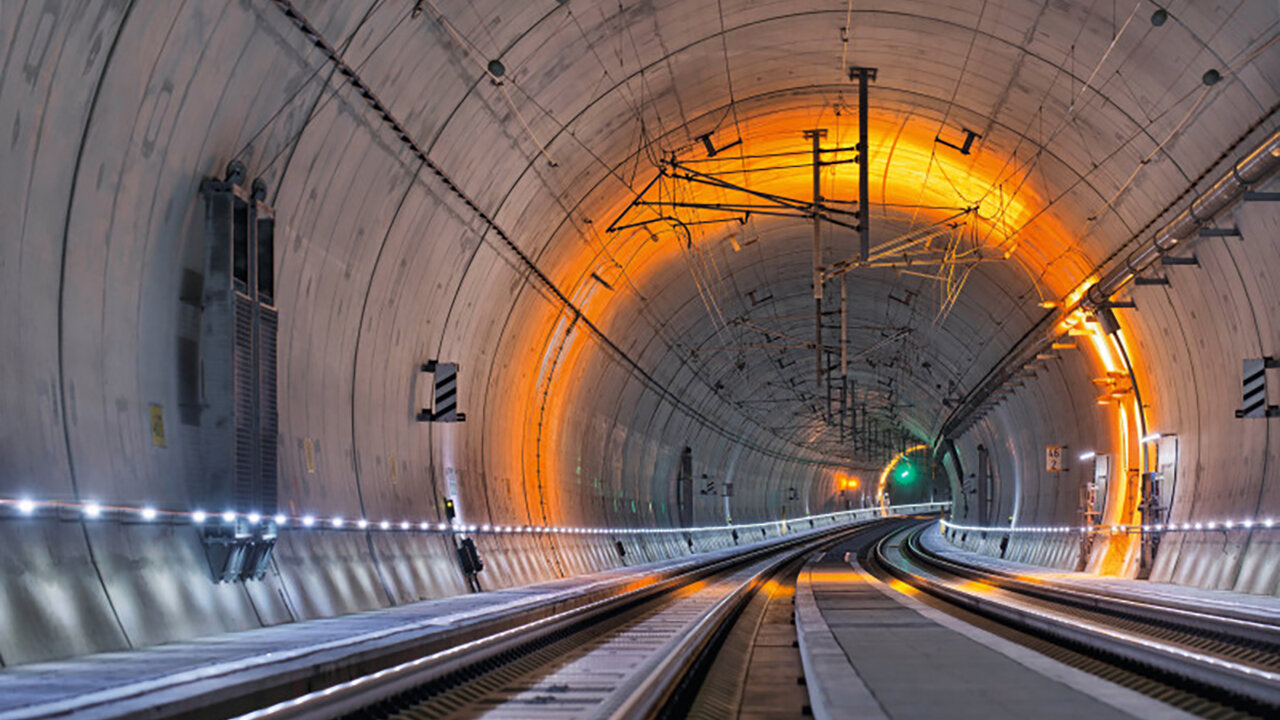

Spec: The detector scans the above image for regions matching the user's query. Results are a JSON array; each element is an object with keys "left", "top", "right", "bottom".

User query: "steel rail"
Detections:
[
  {"left": 232, "top": 520, "right": 890, "bottom": 720},
  {"left": 874, "top": 524, "right": 1280, "bottom": 710},
  {"left": 918, "top": 530, "right": 1280, "bottom": 646},
  {"left": 601, "top": 532, "right": 831, "bottom": 719}
]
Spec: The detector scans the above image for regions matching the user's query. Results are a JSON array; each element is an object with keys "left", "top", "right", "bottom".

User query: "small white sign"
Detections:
[{"left": 1046, "top": 445, "right": 1065, "bottom": 472}]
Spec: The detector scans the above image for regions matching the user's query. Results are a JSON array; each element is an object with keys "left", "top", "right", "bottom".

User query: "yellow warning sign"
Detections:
[
  {"left": 149, "top": 404, "right": 166, "bottom": 447},
  {"left": 303, "top": 437, "right": 316, "bottom": 473}
]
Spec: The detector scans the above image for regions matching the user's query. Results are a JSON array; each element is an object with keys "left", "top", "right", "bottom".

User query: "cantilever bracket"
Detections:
[
  {"left": 1199, "top": 226, "right": 1242, "bottom": 238},
  {"left": 936, "top": 128, "right": 983, "bottom": 155},
  {"left": 1243, "top": 191, "right": 1280, "bottom": 201},
  {"left": 694, "top": 131, "right": 742, "bottom": 158}
]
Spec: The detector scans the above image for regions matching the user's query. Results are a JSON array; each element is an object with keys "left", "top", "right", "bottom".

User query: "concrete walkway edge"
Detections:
[
  {"left": 852, "top": 554, "right": 1199, "bottom": 720},
  {"left": 795, "top": 551, "right": 890, "bottom": 720}
]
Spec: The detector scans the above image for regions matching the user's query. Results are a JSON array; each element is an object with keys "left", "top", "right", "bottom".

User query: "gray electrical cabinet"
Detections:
[{"left": 198, "top": 161, "right": 279, "bottom": 582}]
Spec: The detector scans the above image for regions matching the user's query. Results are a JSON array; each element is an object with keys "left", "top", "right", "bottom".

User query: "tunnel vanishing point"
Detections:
[{"left": 3, "top": 1, "right": 1280, "bottom": 719}]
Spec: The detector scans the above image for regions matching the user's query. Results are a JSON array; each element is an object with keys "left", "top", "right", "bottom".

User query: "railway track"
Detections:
[
  {"left": 235, "top": 518, "right": 901, "bottom": 720},
  {"left": 871, "top": 522, "right": 1280, "bottom": 719}
]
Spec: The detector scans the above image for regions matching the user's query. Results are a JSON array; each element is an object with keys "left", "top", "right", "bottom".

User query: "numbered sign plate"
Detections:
[{"left": 1046, "top": 445, "right": 1065, "bottom": 472}]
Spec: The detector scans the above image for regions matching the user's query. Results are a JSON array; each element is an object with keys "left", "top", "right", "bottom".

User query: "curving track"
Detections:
[
  {"left": 233, "top": 520, "right": 898, "bottom": 720},
  {"left": 872, "top": 522, "right": 1280, "bottom": 719}
]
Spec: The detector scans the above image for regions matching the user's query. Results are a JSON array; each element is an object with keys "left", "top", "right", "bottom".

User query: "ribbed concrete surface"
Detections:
[{"left": 1, "top": 0, "right": 1278, "bottom": 670}]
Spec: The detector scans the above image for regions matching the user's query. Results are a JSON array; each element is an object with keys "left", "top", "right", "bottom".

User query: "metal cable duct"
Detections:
[
  {"left": 1083, "top": 127, "right": 1280, "bottom": 306},
  {"left": 941, "top": 125, "right": 1280, "bottom": 440}
]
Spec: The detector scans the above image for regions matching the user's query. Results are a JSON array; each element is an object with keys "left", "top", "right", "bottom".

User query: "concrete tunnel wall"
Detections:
[
  {"left": 2, "top": 0, "right": 1278, "bottom": 668},
  {"left": 945, "top": 173, "right": 1280, "bottom": 594},
  {"left": 0, "top": 0, "right": 860, "bottom": 667}
]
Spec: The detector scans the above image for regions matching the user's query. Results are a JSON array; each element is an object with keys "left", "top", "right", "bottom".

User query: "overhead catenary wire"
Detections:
[{"left": 266, "top": 0, "right": 836, "bottom": 466}]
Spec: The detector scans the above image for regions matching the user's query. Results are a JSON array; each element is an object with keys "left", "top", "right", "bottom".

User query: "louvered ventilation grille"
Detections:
[
  {"left": 199, "top": 163, "right": 281, "bottom": 582},
  {"left": 257, "top": 307, "right": 279, "bottom": 514},
  {"left": 233, "top": 296, "right": 256, "bottom": 511}
]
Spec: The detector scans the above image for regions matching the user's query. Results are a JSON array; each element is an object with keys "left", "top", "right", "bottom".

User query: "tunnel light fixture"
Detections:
[
  {"left": 1078, "top": 450, "right": 1096, "bottom": 461},
  {"left": 1140, "top": 432, "right": 1162, "bottom": 444},
  {"left": 943, "top": 516, "right": 1280, "bottom": 536},
  {"left": 0, "top": 495, "right": 949, "bottom": 539}
]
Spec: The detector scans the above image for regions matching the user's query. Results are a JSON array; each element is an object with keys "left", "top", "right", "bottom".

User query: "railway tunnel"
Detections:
[{"left": 2, "top": 1, "right": 1280, "bottom": 718}]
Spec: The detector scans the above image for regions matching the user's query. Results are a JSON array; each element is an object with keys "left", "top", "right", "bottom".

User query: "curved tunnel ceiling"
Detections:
[
  {"left": 5, "top": 0, "right": 1276, "bottom": 499},
  {"left": 3, "top": 0, "right": 1280, "bottom": 667},
  {"left": 397, "top": 0, "right": 1277, "bottom": 464}
]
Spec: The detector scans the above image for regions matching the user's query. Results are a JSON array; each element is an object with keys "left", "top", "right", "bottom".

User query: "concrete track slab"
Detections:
[
  {"left": 925, "top": 524, "right": 1280, "bottom": 625},
  {"left": 798, "top": 535, "right": 1199, "bottom": 720},
  {"left": 0, "top": 532, "right": 801, "bottom": 720}
]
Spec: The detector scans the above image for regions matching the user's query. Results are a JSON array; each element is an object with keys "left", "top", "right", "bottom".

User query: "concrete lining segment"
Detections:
[
  {"left": 0, "top": 524, "right": 844, "bottom": 720},
  {"left": 3, "top": 0, "right": 1279, "bottom": 678},
  {"left": 799, "top": 534, "right": 1197, "bottom": 720}
]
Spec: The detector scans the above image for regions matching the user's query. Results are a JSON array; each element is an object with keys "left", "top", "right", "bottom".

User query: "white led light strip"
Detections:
[
  {"left": 941, "top": 517, "right": 1278, "bottom": 534},
  {"left": 0, "top": 497, "right": 948, "bottom": 536}
]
